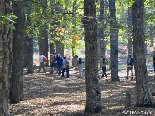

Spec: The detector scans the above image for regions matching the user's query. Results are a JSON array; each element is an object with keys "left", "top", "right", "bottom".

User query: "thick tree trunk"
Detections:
[
  {"left": 38, "top": 29, "right": 48, "bottom": 66},
  {"left": 99, "top": 0, "right": 105, "bottom": 57},
  {"left": 132, "top": 0, "right": 153, "bottom": 107},
  {"left": 84, "top": 0, "right": 102, "bottom": 113},
  {"left": 25, "top": 2, "right": 34, "bottom": 73},
  {"left": 10, "top": 1, "right": 25, "bottom": 103},
  {"left": 55, "top": 40, "right": 64, "bottom": 56},
  {"left": 0, "top": 0, "right": 12, "bottom": 115},
  {"left": 23, "top": 34, "right": 29, "bottom": 67},
  {"left": 26, "top": 37, "right": 34, "bottom": 73},
  {"left": 38, "top": 0, "right": 48, "bottom": 66},
  {"left": 109, "top": 0, "right": 119, "bottom": 81}
]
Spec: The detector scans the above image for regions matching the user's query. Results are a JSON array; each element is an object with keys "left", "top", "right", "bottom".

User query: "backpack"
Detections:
[
  {"left": 79, "top": 58, "right": 84, "bottom": 64},
  {"left": 51, "top": 55, "right": 56, "bottom": 63},
  {"left": 127, "top": 57, "right": 133, "bottom": 66},
  {"left": 43, "top": 56, "right": 47, "bottom": 62},
  {"left": 103, "top": 57, "right": 108, "bottom": 65}
]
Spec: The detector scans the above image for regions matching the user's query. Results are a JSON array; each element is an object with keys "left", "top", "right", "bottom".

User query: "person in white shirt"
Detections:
[
  {"left": 75, "top": 55, "right": 82, "bottom": 78},
  {"left": 38, "top": 52, "right": 46, "bottom": 73}
]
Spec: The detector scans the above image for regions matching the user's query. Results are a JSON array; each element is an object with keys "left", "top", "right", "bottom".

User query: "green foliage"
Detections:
[
  {"left": 0, "top": 13, "right": 17, "bottom": 28},
  {"left": 0, "top": 13, "right": 17, "bottom": 31}
]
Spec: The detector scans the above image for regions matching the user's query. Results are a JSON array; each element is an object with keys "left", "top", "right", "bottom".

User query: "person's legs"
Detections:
[
  {"left": 38, "top": 62, "right": 41, "bottom": 73},
  {"left": 54, "top": 63, "right": 57, "bottom": 73},
  {"left": 102, "top": 66, "right": 107, "bottom": 78},
  {"left": 41, "top": 62, "right": 46, "bottom": 73},
  {"left": 66, "top": 68, "right": 69, "bottom": 78},
  {"left": 62, "top": 68, "right": 65, "bottom": 77},
  {"left": 154, "top": 65, "right": 155, "bottom": 73},
  {"left": 101, "top": 67, "right": 105, "bottom": 77},
  {"left": 127, "top": 67, "right": 129, "bottom": 79},
  {"left": 50, "top": 63, "right": 54, "bottom": 73},
  {"left": 78, "top": 64, "right": 82, "bottom": 77}
]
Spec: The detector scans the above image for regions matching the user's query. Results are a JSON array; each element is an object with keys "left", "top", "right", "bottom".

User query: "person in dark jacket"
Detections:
[
  {"left": 153, "top": 55, "right": 155, "bottom": 73},
  {"left": 126, "top": 54, "right": 134, "bottom": 79}
]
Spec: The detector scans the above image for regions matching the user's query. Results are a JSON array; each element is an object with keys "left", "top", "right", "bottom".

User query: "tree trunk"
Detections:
[
  {"left": 38, "top": 0, "right": 48, "bottom": 66},
  {"left": 25, "top": 2, "right": 34, "bottom": 73},
  {"left": 72, "top": 0, "right": 78, "bottom": 67},
  {"left": 23, "top": 34, "right": 29, "bottom": 67},
  {"left": 84, "top": 0, "right": 102, "bottom": 113},
  {"left": 10, "top": 1, "right": 25, "bottom": 103},
  {"left": 50, "top": 42, "right": 55, "bottom": 66},
  {"left": 55, "top": 40, "right": 64, "bottom": 56},
  {"left": 109, "top": 0, "right": 119, "bottom": 81},
  {"left": 26, "top": 37, "right": 34, "bottom": 73},
  {"left": 72, "top": 47, "right": 77, "bottom": 67},
  {"left": 0, "top": 0, "right": 12, "bottom": 115},
  {"left": 127, "top": 7, "right": 133, "bottom": 56},
  {"left": 38, "top": 29, "right": 48, "bottom": 66},
  {"left": 132, "top": 0, "right": 153, "bottom": 107}
]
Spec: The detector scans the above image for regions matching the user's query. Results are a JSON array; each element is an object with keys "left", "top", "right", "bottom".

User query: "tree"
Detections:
[
  {"left": 127, "top": 7, "right": 133, "bottom": 56},
  {"left": 38, "top": 0, "right": 48, "bottom": 66},
  {"left": 132, "top": 0, "right": 153, "bottom": 107},
  {"left": 109, "top": 0, "right": 119, "bottom": 81},
  {"left": 98, "top": 0, "right": 106, "bottom": 58},
  {"left": 0, "top": 0, "right": 12, "bottom": 115},
  {"left": 10, "top": 0, "right": 26, "bottom": 103},
  {"left": 25, "top": 2, "right": 34, "bottom": 73},
  {"left": 84, "top": 0, "right": 102, "bottom": 113}
]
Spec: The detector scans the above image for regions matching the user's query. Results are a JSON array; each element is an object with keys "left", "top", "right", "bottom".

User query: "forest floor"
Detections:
[{"left": 9, "top": 66, "right": 155, "bottom": 116}]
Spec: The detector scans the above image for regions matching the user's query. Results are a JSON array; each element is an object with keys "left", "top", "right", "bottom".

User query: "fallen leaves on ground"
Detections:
[{"left": 10, "top": 67, "right": 155, "bottom": 116}]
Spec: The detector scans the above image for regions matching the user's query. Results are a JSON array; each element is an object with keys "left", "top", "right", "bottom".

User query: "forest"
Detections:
[{"left": 1, "top": 0, "right": 155, "bottom": 115}]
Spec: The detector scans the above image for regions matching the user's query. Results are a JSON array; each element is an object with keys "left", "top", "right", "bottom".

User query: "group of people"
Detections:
[
  {"left": 37, "top": 52, "right": 84, "bottom": 78},
  {"left": 99, "top": 54, "right": 134, "bottom": 80},
  {"left": 37, "top": 52, "right": 137, "bottom": 80}
]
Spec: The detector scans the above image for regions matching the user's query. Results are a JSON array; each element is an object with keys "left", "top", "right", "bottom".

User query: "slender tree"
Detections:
[
  {"left": 84, "top": 0, "right": 102, "bottom": 113},
  {"left": 132, "top": 0, "right": 153, "bottom": 107},
  {"left": 109, "top": 0, "right": 119, "bottom": 81},
  {"left": 127, "top": 7, "right": 133, "bottom": 56}
]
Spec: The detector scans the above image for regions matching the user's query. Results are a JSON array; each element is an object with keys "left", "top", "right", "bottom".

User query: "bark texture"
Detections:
[
  {"left": 132, "top": 0, "right": 153, "bottom": 107},
  {"left": 10, "top": 1, "right": 25, "bottom": 103},
  {"left": 0, "top": 0, "right": 12, "bottom": 115},
  {"left": 127, "top": 7, "right": 133, "bottom": 56},
  {"left": 109, "top": 0, "right": 119, "bottom": 81},
  {"left": 84, "top": 0, "right": 102, "bottom": 113},
  {"left": 38, "top": 0, "right": 48, "bottom": 66},
  {"left": 25, "top": 2, "right": 34, "bottom": 73}
]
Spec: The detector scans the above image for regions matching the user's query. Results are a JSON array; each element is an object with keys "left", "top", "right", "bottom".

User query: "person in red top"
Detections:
[{"left": 50, "top": 53, "right": 57, "bottom": 73}]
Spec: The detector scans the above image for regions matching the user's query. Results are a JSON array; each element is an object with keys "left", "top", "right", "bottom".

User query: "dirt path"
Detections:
[{"left": 10, "top": 67, "right": 155, "bottom": 116}]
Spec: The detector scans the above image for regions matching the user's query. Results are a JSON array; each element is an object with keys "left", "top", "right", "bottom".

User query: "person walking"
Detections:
[
  {"left": 101, "top": 56, "right": 108, "bottom": 78},
  {"left": 57, "top": 54, "right": 63, "bottom": 75},
  {"left": 126, "top": 54, "right": 134, "bottom": 79},
  {"left": 50, "top": 53, "right": 57, "bottom": 73},
  {"left": 61, "top": 57, "right": 69, "bottom": 78},
  {"left": 75, "top": 55, "right": 83, "bottom": 78},
  {"left": 38, "top": 52, "right": 46, "bottom": 73}
]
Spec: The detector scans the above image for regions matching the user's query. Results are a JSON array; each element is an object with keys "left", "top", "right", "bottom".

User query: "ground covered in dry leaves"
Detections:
[{"left": 10, "top": 67, "right": 155, "bottom": 116}]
